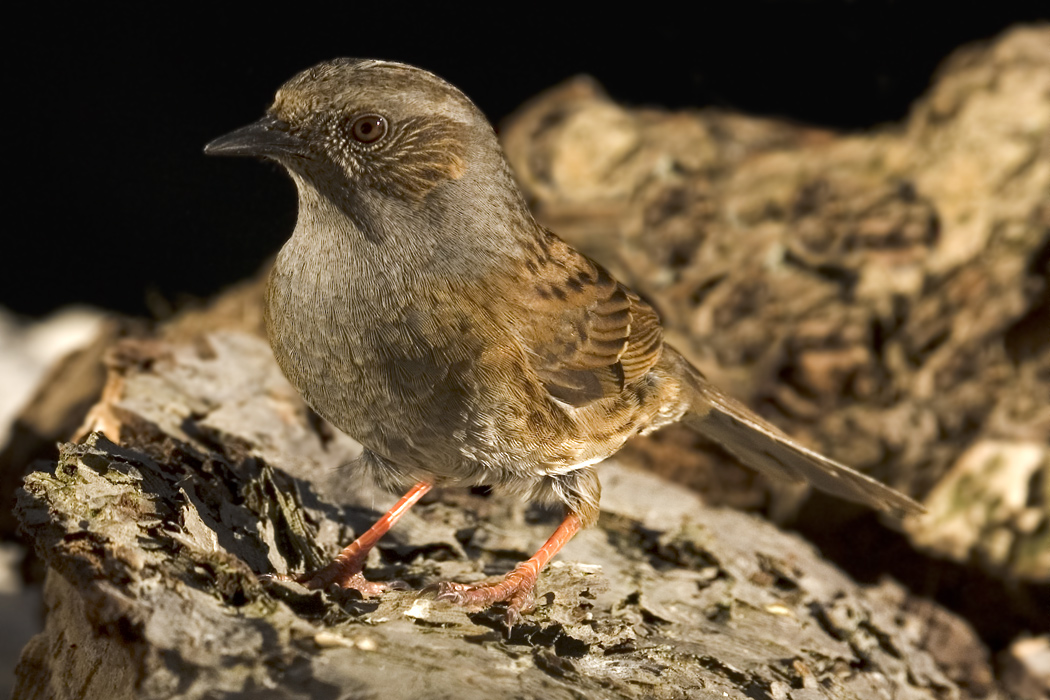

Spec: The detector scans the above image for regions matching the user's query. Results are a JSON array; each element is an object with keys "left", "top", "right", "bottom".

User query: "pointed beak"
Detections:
[{"left": 204, "top": 115, "right": 304, "bottom": 158}]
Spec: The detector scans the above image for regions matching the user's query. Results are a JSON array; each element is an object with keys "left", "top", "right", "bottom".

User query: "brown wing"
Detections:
[
  {"left": 667, "top": 346, "right": 925, "bottom": 517},
  {"left": 515, "top": 230, "right": 663, "bottom": 407}
]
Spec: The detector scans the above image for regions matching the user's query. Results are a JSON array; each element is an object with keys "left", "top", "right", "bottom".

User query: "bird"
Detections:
[{"left": 205, "top": 58, "right": 924, "bottom": 621}]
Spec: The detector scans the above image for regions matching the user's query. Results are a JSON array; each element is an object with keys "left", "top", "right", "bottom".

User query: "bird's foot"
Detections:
[
  {"left": 426, "top": 564, "right": 539, "bottom": 625},
  {"left": 259, "top": 482, "right": 434, "bottom": 597},
  {"left": 260, "top": 558, "right": 405, "bottom": 597},
  {"left": 425, "top": 513, "right": 582, "bottom": 625}
]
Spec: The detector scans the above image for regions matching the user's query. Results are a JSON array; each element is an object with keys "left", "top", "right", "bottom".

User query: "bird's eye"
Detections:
[{"left": 349, "top": 114, "right": 387, "bottom": 144}]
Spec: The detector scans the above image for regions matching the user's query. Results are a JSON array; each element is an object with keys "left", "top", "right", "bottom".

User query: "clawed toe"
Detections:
[
  {"left": 259, "top": 569, "right": 399, "bottom": 598},
  {"left": 258, "top": 572, "right": 297, "bottom": 584},
  {"left": 424, "top": 580, "right": 472, "bottom": 604},
  {"left": 423, "top": 576, "right": 538, "bottom": 624}
]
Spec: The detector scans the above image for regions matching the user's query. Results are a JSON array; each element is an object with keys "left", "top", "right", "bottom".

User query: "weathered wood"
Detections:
[{"left": 16, "top": 330, "right": 961, "bottom": 698}]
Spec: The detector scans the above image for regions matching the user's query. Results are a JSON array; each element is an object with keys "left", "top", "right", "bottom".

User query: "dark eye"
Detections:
[{"left": 350, "top": 114, "right": 387, "bottom": 144}]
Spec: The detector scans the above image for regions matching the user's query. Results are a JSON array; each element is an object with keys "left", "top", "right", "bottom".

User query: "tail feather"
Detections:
[{"left": 667, "top": 347, "right": 925, "bottom": 518}]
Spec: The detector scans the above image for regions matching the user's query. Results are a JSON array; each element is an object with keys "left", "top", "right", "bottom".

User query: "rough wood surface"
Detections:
[{"left": 17, "top": 330, "right": 962, "bottom": 700}]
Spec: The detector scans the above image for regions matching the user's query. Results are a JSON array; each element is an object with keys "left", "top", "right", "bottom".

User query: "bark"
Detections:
[{"left": 16, "top": 329, "right": 962, "bottom": 699}]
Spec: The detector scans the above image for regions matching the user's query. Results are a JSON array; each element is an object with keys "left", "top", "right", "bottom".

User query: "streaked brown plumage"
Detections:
[{"left": 206, "top": 59, "right": 923, "bottom": 621}]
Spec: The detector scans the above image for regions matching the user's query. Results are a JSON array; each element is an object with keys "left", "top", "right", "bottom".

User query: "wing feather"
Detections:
[{"left": 515, "top": 230, "right": 663, "bottom": 407}]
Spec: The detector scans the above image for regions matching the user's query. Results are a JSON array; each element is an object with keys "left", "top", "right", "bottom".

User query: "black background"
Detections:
[{"left": 10, "top": 3, "right": 1048, "bottom": 318}]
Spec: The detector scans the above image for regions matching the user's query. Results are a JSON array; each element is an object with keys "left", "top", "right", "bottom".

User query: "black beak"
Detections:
[{"left": 204, "top": 115, "right": 303, "bottom": 158}]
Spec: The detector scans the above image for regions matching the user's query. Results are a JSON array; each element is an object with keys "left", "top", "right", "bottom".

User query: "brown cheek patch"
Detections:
[{"left": 376, "top": 115, "right": 469, "bottom": 199}]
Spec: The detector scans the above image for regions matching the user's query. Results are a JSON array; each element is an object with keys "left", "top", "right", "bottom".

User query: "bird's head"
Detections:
[{"left": 206, "top": 59, "right": 527, "bottom": 246}]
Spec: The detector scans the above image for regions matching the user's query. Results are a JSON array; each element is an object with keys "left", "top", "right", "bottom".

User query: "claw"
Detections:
[
  {"left": 419, "top": 512, "right": 583, "bottom": 623},
  {"left": 305, "top": 570, "right": 392, "bottom": 597},
  {"left": 258, "top": 572, "right": 298, "bottom": 583},
  {"left": 423, "top": 574, "right": 539, "bottom": 623},
  {"left": 259, "top": 568, "right": 399, "bottom": 598},
  {"left": 260, "top": 482, "right": 433, "bottom": 598},
  {"left": 422, "top": 580, "right": 467, "bottom": 603}
]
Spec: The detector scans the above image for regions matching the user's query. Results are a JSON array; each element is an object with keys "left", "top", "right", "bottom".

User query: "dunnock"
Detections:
[{"left": 206, "top": 59, "right": 923, "bottom": 621}]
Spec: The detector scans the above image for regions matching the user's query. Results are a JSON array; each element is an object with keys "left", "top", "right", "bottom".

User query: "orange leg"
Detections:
[
  {"left": 266, "top": 481, "right": 432, "bottom": 595},
  {"left": 430, "top": 511, "right": 582, "bottom": 623}
]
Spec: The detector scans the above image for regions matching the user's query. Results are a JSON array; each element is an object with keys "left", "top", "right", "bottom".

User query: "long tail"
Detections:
[{"left": 665, "top": 346, "right": 925, "bottom": 518}]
